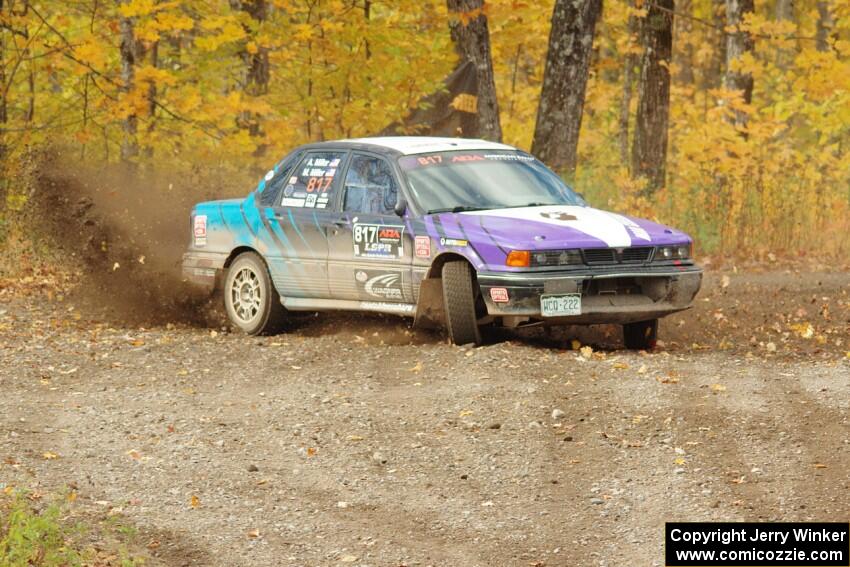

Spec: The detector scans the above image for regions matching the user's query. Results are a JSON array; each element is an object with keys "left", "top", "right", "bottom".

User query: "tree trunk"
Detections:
[
  {"left": 144, "top": 40, "right": 158, "bottom": 159},
  {"left": 703, "top": 0, "right": 726, "bottom": 91},
  {"left": 0, "top": 0, "right": 6, "bottom": 210},
  {"left": 619, "top": 1, "right": 639, "bottom": 165},
  {"left": 230, "top": 0, "right": 269, "bottom": 147},
  {"left": 724, "top": 0, "right": 755, "bottom": 130},
  {"left": 631, "top": 0, "right": 673, "bottom": 194},
  {"left": 674, "top": 0, "right": 695, "bottom": 86},
  {"left": 774, "top": 0, "right": 793, "bottom": 21},
  {"left": 774, "top": 0, "right": 794, "bottom": 68},
  {"left": 816, "top": 0, "right": 835, "bottom": 52},
  {"left": 530, "top": 0, "right": 602, "bottom": 177},
  {"left": 119, "top": 1, "right": 139, "bottom": 163},
  {"left": 446, "top": 0, "right": 502, "bottom": 141}
]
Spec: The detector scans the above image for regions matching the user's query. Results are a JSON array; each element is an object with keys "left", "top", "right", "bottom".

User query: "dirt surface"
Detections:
[{"left": 1, "top": 270, "right": 848, "bottom": 566}]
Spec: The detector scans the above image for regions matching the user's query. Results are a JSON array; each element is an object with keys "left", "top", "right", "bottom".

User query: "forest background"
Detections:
[{"left": 1, "top": 0, "right": 848, "bottom": 259}]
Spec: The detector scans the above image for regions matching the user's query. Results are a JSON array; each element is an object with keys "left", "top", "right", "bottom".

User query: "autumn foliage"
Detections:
[{"left": 1, "top": 0, "right": 848, "bottom": 257}]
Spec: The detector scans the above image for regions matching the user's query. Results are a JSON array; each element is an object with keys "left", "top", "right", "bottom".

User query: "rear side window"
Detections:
[
  {"left": 259, "top": 152, "right": 301, "bottom": 207},
  {"left": 281, "top": 151, "right": 346, "bottom": 209}
]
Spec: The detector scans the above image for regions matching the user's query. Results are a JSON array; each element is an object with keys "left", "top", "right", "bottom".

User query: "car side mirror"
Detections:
[{"left": 394, "top": 198, "right": 407, "bottom": 217}]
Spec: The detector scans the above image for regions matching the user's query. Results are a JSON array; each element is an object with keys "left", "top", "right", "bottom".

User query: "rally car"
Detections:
[{"left": 182, "top": 136, "right": 702, "bottom": 348}]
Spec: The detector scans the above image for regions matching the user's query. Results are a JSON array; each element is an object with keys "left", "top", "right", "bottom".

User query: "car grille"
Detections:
[{"left": 582, "top": 246, "right": 653, "bottom": 265}]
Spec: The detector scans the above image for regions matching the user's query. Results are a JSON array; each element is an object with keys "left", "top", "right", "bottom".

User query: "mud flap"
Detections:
[{"left": 413, "top": 278, "right": 445, "bottom": 330}]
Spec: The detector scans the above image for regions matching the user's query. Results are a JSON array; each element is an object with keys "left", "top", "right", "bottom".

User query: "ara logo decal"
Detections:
[
  {"left": 355, "top": 270, "right": 403, "bottom": 300},
  {"left": 540, "top": 211, "right": 578, "bottom": 221}
]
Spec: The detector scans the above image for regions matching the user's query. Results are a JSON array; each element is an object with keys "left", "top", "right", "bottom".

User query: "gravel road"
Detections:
[{"left": 1, "top": 270, "right": 848, "bottom": 566}]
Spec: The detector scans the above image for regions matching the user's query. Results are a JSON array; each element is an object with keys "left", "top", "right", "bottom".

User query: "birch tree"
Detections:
[{"left": 530, "top": 0, "right": 603, "bottom": 177}]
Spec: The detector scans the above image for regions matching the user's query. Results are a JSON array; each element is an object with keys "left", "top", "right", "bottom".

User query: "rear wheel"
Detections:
[
  {"left": 441, "top": 260, "right": 482, "bottom": 346},
  {"left": 224, "top": 252, "right": 285, "bottom": 335},
  {"left": 623, "top": 319, "right": 658, "bottom": 350}
]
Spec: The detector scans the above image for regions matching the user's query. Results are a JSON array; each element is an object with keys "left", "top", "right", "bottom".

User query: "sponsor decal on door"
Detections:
[
  {"left": 353, "top": 223, "right": 405, "bottom": 258},
  {"left": 355, "top": 270, "right": 404, "bottom": 301}
]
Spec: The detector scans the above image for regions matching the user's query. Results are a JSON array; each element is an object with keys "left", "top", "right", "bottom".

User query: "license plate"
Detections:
[{"left": 540, "top": 294, "right": 581, "bottom": 317}]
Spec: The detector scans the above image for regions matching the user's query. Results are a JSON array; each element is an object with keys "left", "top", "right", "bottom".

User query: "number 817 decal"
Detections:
[{"left": 353, "top": 223, "right": 405, "bottom": 258}]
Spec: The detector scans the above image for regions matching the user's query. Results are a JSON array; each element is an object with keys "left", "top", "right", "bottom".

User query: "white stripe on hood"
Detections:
[{"left": 462, "top": 205, "right": 646, "bottom": 247}]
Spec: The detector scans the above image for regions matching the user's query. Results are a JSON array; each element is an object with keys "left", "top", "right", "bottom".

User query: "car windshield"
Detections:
[{"left": 397, "top": 150, "right": 584, "bottom": 214}]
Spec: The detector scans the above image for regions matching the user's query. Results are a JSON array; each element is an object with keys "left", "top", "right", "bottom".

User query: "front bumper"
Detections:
[
  {"left": 477, "top": 265, "right": 703, "bottom": 325},
  {"left": 181, "top": 251, "right": 228, "bottom": 292}
]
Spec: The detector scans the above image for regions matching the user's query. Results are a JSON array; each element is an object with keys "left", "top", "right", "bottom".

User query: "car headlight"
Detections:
[
  {"left": 657, "top": 244, "right": 691, "bottom": 260},
  {"left": 530, "top": 249, "right": 583, "bottom": 267}
]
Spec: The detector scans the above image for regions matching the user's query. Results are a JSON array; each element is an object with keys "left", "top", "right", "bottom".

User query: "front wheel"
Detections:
[
  {"left": 623, "top": 319, "right": 658, "bottom": 350},
  {"left": 224, "top": 252, "right": 285, "bottom": 335},
  {"left": 441, "top": 261, "right": 482, "bottom": 346}
]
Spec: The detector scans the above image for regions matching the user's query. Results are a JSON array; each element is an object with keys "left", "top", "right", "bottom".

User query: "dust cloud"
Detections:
[{"left": 28, "top": 151, "right": 250, "bottom": 326}]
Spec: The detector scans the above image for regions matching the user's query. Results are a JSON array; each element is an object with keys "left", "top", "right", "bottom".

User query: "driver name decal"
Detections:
[{"left": 353, "top": 223, "right": 405, "bottom": 258}]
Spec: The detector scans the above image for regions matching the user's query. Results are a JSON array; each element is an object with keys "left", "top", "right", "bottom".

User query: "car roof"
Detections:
[{"left": 294, "top": 136, "right": 517, "bottom": 157}]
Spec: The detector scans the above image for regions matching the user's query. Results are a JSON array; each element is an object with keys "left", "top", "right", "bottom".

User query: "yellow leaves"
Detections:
[
  {"left": 789, "top": 322, "right": 815, "bottom": 339},
  {"left": 118, "top": 0, "right": 155, "bottom": 18},
  {"left": 42, "top": 452, "right": 60, "bottom": 460},
  {"left": 292, "top": 23, "right": 314, "bottom": 42},
  {"left": 196, "top": 16, "right": 246, "bottom": 51},
  {"left": 73, "top": 37, "right": 109, "bottom": 71},
  {"left": 710, "top": 384, "right": 726, "bottom": 393},
  {"left": 190, "top": 495, "right": 200, "bottom": 508}
]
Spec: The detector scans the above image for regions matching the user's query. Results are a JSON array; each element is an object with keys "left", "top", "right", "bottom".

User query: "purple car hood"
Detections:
[{"left": 441, "top": 205, "right": 689, "bottom": 250}]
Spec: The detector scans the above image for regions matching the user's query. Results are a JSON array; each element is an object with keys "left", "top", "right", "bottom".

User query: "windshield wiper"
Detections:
[{"left": 427, "top": 206, "right": 491, "bottom": 214}]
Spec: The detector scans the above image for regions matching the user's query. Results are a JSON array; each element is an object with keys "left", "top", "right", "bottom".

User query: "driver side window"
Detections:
[{"left": 343, "top": 154, "right": 398, "bottom": 215}]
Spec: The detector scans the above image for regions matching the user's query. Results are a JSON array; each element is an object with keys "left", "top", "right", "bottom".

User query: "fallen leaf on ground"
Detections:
[
  {"left": 710, "top": 383, "right": 726, "bottom": 393},
  {"left": 190, "top": 495, "right": 200, "bottom": 508},
  {"left": 42, "top": 452, "right": 60, "bottom": 460},
  {"left": 813, "top": 463, "right": 828, "bottom": 469},
  {"left": 790, "top": 322, "right": 814, "bottom": 339},
  {"left": 246, "top": 528, "right": 260, "bottom": 538}
]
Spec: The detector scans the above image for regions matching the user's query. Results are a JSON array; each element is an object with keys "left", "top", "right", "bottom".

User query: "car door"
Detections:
[
  {"left": 326, "top": 152, "right": 413, "bottom": 303},
  {"left": 258, "top": 150, "right": 348, "bottom": 298}
]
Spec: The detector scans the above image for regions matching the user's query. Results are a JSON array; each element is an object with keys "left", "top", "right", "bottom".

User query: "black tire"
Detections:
[
  {"left": 442, "top": 260, "right": 482, "bottom": 346},
  {"left": 223, "top": 252, "right": 285, "bottom": 335},
  {"left": 623, "top": 319, "right": 658, "bottom": 350}
]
